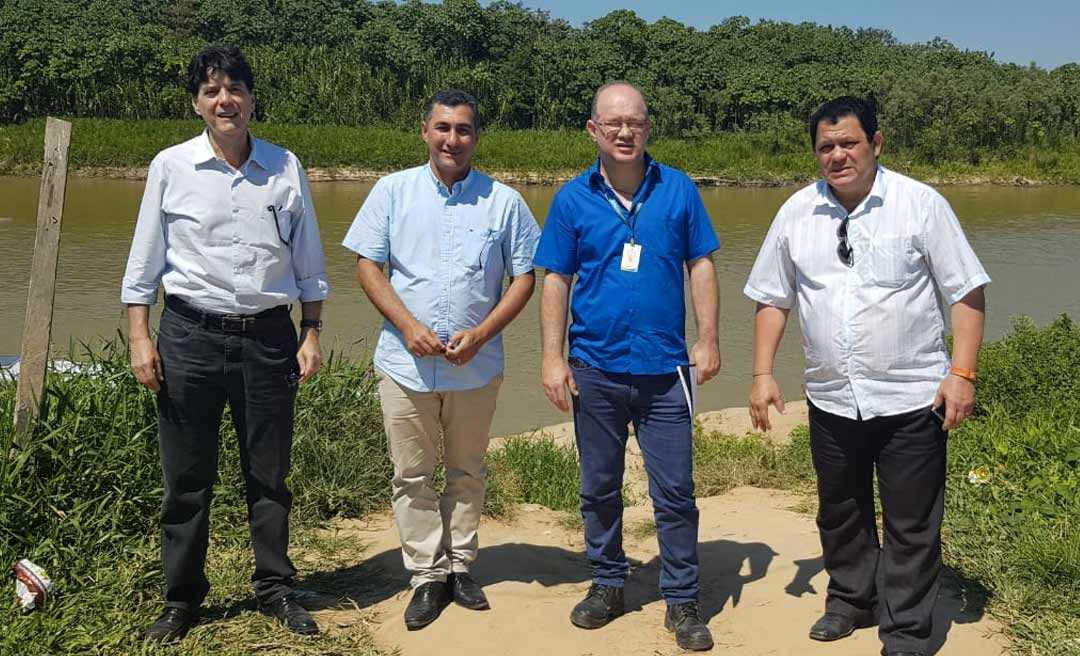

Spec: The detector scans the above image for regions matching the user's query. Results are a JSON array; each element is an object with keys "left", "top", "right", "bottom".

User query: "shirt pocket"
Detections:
[
  {"left": 460, "top": 226, "right": 499, "bottom": 272},
  {"left": 868, "top": 236, "right": 916, "bottom": 288},
  {"left": 267, "top": 206, "right": 294, "bottom": 247}
]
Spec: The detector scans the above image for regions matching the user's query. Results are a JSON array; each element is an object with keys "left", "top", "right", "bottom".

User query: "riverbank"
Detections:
[
  {"left": 1, "top": 316, "right": 1078, "bottom": 655},
  {"left": 3, "top": 118, "right": 1079, "bottom": 186}
]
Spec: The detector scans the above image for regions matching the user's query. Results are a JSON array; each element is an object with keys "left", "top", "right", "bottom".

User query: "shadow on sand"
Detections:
[{"left": 780, "top": 556, "right": 989, "bottom": 655}]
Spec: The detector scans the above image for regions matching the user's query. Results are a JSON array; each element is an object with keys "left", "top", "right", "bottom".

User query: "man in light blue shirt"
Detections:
[{"left": 342, "top": 89, "right": 540, "bottom": 630}]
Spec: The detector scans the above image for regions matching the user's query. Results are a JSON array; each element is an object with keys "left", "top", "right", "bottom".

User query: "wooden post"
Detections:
[{"left": 13, "top": 118, "right": 71, "bottom": 446}]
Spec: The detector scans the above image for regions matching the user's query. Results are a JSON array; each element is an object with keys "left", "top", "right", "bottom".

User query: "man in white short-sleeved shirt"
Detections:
[{"left": 744, "top": 96, "right": 989, "bottom": 656}]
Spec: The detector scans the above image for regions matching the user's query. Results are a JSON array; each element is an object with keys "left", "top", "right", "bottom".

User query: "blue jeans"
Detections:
[{"left": 570, "top": 357, "right": 700, "bottom": 605}]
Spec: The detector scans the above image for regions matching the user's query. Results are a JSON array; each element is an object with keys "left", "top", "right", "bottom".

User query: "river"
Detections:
[{"left": 2, "top": 175, "right": 1079, "bottom": 435}]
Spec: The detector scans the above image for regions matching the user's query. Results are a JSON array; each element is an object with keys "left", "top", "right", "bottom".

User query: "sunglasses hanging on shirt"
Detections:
[{"left": 836, "top": 215, "right": 854, "bottom": 267}]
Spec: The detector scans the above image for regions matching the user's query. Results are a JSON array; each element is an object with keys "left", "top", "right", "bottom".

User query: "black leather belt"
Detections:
[{"left": 164, "top": 295, "right": 289, "bottom": 333}]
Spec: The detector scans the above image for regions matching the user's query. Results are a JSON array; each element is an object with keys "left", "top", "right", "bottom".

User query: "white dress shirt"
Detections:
[
  {"left": 121, "top": 131, "right": 330, "bottom": 314},
  {"left": 744, "top": 166, "right": 991, "bottom": 419}
]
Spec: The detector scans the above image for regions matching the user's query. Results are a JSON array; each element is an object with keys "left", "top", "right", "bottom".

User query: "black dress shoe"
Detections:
[
  {"left": 260, "top": 594, "right": 319, "bottom": 635},
  {"left": 570, "top": 583, "right": 625, "bottom": 629},
  {"left": 405, "top": 581, "right": 452, "bottom": 631},
  {"left": 882, "top": 652, "right": 926, "bottom": 656},
  {"left": 808, "top": 610, "right": 875, "bottom": 641},
  {"left": 664, "top": 601, "right": 714, "bottom": 651},
  {"left": 451, "top": 573, "right": 490, "bottom": 610},
  {"left": 144, "top": 607, "right": 197, "bottom": 643}
]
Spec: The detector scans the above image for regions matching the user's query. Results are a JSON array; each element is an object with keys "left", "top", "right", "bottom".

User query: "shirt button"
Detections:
[
  {"left": 232, "top": 236, "right": 239, "bottom": 243},
  {"left": 232, "top": 208, "right": 239, "bottom": 213}
]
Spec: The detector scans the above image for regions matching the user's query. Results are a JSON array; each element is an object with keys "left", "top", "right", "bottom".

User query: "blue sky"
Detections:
[{"left": 508, "top": 0, "right": 1079, "bottom": 70}]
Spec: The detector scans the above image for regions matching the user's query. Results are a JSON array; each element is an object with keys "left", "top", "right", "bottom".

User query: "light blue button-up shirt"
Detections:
[
  {"left": 121, "top": 131, "right": 330, "bottom": 313},
  {"left": 343, "top": 164, "right": 541, "bottom": 392}
]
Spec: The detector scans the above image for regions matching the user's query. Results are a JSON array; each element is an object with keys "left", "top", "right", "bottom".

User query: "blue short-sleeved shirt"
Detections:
[
  {"left": 342, "top": 164, "right": 541, "bottom": 392},
  {"left": 534, "top": 155, "right": 720, "bottom": 374}
]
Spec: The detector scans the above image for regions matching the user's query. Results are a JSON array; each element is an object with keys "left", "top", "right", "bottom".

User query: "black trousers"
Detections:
[
  {"left": 156, "top": 298, "right": 300, "bottom": 610},
  {"left": 808, "top": 401, "right": 946, "bottom": 654}
]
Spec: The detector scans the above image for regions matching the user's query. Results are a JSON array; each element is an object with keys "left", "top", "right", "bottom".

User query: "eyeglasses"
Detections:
[
  {"left": 836, "top": 215, "right": 853, "bottom": 266},
  {"left": 594, "top": 119, "right": 647, "bottom": 137}
]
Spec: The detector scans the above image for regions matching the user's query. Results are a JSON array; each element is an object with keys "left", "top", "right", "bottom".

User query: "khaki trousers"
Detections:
[{"left": 377, "top": 371, "right": 502, "bottom": 587}]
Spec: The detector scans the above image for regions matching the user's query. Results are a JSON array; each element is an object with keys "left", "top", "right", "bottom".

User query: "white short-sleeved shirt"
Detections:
[{"left": 744, "top": 166, "right": 991, "bottom": 419}]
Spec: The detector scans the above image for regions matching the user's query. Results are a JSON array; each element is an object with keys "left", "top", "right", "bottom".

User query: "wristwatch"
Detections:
[{"left": 299, "top": 318, "right": 323, "bottom": 334}]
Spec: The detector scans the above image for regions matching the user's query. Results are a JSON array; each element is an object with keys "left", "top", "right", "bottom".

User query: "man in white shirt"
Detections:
[
  {"left": 744, "top": 96, "right": 989, "bottom": 656},
  {"left": 122, "top": 46, "right": 329, "bottom": 642}
]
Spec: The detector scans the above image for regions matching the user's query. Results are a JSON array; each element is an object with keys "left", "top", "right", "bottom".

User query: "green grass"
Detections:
[
  {"left": 0, "top": 339, "right": 392, "bottom": 656},
  {"left": 3, "top": 316, "right": 1079, "bottom": 654},
  {"left": 3, "top": 118, "right": 1080, "bottom": 184}
]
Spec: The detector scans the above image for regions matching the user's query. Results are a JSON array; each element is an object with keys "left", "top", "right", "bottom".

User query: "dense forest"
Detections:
[{"left": 2, "top": 0, "right": 1078, "bottom": 162}]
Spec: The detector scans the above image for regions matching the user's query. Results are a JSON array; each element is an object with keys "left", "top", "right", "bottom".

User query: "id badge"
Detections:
[{"left": 620, "top": 242, "right": 642, "bottom": 272}]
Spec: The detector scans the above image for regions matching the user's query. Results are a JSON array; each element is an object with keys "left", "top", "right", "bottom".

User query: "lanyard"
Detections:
[{"left": 599, "top": 182, "right": 645, "bottom": 245}]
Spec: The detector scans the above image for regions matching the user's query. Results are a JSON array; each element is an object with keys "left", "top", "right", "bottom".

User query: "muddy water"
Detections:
[{"left": 2, "top": 175, "right": 1079, "bottom": 435}]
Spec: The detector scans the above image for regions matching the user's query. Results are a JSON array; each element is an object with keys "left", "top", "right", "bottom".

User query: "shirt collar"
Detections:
[
  {"left": 589, "top": 152, "right": 659, "bottom": 190},
  {"left": 191, "top": 130, "right": 265, "bottom": 169},
  {"left": 815, "top": 164, "right": 886, "bottom": 215},
  {"left": 425, "top": 162, "right": 476, "bottom": 196}
]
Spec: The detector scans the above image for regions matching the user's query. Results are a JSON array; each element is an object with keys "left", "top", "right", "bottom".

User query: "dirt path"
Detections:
[
  {"left": 294, "top": 403, "right": 1005, "bottom": 655},
  {"left": 304, "top": 485, "right": 1005, "bottom": 655}
]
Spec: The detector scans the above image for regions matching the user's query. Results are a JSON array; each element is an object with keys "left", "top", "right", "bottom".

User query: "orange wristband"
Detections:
[{"left": 949, "top": 366, "right": 977, "bottom": 383}]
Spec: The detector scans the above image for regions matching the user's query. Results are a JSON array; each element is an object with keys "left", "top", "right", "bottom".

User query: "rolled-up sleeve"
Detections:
[
  {"left": 342, "top": 177, "right": 391, "bottom": 262},
  {"left": 121, "top": 155, "right": 168, "bottom": 305},
  {"left": 922, "top": 192, "right": 991, "bottom": 304},
  {"left": 290, "top": 159, "right": 330, "bottom": 302},
  {"left": 743, "top": 209, "right": 797, "bottom": 309},
  {"left": 505, "top": 196, "right": 541, "bottom": 276}
]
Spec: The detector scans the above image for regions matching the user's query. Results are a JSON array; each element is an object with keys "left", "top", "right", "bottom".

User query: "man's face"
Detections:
[
  {"left": 814, "top": 114, "right": 883, "bottom": 200},
  {"left": 587, "top": 85, "right": 650, "bottom": 165},
  {"left": 190, "top": 69, "right": 253, "bottom": 140},
  {"left": 421, "top": 103, "right": 478, "bottom": 181}
]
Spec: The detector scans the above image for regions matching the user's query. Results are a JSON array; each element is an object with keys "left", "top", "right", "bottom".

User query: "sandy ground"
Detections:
[{"left": 298, "top": 402, "right": 1007, "bottom": 656}]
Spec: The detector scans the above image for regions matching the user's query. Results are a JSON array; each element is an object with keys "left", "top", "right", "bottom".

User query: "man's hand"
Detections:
[
  {"left": 933, "top": 374, "right": 975, "bottom": 431},
  {"left": 403, "top": 320, "right": 445, "bottom": 358},
  {"left": 296, "top": 328, "right": 322, "bottom": 384},
  {"left": 129, "top": 336, "right": 163, "bottom": 392},
  {"left": 446, "top": 327, "right": 486, "bottom": 366},
  {"left": 542, "top": 355, "right": 579, "bottom": 412},
  {"left": 689, "top": 339, "right": 721, "bottom": 385},
  {"left": 749, "top": 374, "right": 785, "bottom": 431}
]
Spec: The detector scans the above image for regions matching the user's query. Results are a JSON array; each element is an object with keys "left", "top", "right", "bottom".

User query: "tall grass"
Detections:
[
  {"left": 3, "top": 118, "right": 1080, "bottom": 184},
  {"left": 1, "top": 316, "right": 1078, "bottom": 654},
  {"left": 0, "top": 339, "right": 391, "bottom": 655}
]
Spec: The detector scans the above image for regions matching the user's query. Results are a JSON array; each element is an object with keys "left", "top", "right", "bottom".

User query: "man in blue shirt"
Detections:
[
  {"left": 343, "top": 89, "right": 540, "bottom": 630},
  {"left": 535, "top": 81, "right": 721, "bottom": 651}
]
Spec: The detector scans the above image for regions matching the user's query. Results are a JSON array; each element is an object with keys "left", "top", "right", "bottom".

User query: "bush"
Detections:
[{"left": 975, "top": 314, "right": 1080, "bottom": 419}]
